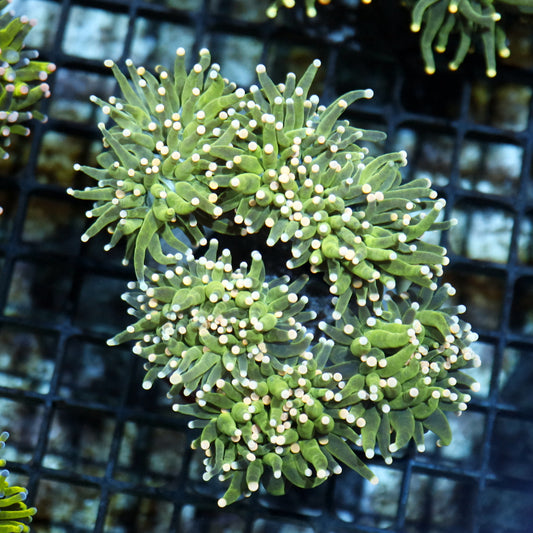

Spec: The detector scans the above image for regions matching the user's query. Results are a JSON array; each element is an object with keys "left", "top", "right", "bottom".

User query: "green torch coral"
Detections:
[
  {"left": 0, "top": 432, "right": 36, "bottom": 532},
  {"left": 0, "top": 0, "right": 55, "bottom": 159},
  {"left": 266, "top": 0, "right": 533, "bottom": 76},
  {"left": 70, "top": 49, "right": 452, "bottom": 313},
  {"left": 68, "top": 48, "right": 246, "bottom": 280},
  {"left": 70, "top": 47, "right": 481, "bottom": 506},
  {"left": 108, "top": 239, "right": 315, "bottom": 395},
  {"left": 404, "top": 0, "right": 533, "bottom": 76},
  {"left": 164, "top": 281, "right": 480, "bottom": 506},
  {"left": 185, "top": 341, "right": 380, "bottom": 507},
  {"left": 206, "top": 60, "right": 452, "bottom": 311},
  {"left": 406, "top": 0, "right": 510, "bottom": 77},
  {"left": 320, "top": 282, "right": 481, "bottom": 463}
]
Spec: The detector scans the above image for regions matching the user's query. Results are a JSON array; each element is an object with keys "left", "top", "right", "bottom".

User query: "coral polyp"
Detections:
[
  {"left": 0, "top": 432, "right": 37, "bottom": 533},
  {"left": 185, "top": 342, "right": 379, "bottom": 507},
  {"left": 68, "top": 48, "right": 246, "bottom": 279},
  {"left": 266, "top": 0, "right": 533, "bottom": 77},
  {"left": 108, "top": 239, "right": 316, "bottom": 395},
  {"left": 0, "top": 0, "right": 55, "bottom": 159}
]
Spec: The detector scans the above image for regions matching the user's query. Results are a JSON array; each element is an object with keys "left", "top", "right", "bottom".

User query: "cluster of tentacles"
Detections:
[
  {"left": 266, "top": 0, "right": 533, "bottom": 77},
  {"left": 403, "top": 0, "right": 532, "bottom": 77},
  {"left": 71, "top": 48, "right": 481, "bottom": 506},
  {"left": 0, "top": 0, "right": 55, "bottom": 158}
]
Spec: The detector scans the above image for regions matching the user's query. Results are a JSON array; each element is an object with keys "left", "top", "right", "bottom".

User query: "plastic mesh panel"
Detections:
[{"left": 0, "top": 0, "right": 532, "bottom": 532}]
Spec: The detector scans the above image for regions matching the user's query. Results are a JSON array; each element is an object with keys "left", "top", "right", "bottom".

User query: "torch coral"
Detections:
[
  {"left": 71, "top": 47, "right": 480, "bottom": 506},
  {"left": 320, "top": 282, "right": 481, "bottom": 462},
  {"left": 206, "top": 61, "right": 451, "bottom": 308},
  {"left": 0, "top": 0, "right": 55, "bottom": 159},
  {"left": 108, "top": 239, "right": 315, "bottom": 394},
  {"left": 405, "top": 0, "right": 510, "bottom": 77},
  {"left": 359, "top": 0, "right": 517, "bottom": 76},
  {"left": 186, "top": 341, "right": 379, "bottom": 507},
  {"left": 266, "top": 0, "right": 533, "bottom": 77},
  {"left": 0, "top": 432, "right": 36, "bottom": 533},
  {"left": 68, "top": 48, "right": 245, "bottom": 279},
  {"left": 68, "top": 52, "right": 451, "bottom": 310}
]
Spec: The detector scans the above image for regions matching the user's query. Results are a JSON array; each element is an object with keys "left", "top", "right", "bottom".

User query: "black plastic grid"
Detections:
[{"left": 0, "top": 0, "right": 532, "bottom": 532}]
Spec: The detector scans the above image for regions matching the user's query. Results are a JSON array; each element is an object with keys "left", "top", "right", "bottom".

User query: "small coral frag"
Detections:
[
  {"left": 0, "top": 432, "right": 36, "bottom": 533},
  {"left": 0, "top": 0, "right": 55, "bottom": 159},
  {"left": 71, "top": 47, "right": 481, "bottom": 507}
]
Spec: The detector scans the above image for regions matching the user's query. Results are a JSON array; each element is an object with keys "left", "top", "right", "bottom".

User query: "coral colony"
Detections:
[
  {"left": 0, "top": 0, "right": 55, "bottom": 159},
  {"left": 0, "top": 432, "right": 36, "bottom": 532},
  {"left": 70, "top": 48, "right": 481, "bottom": 507},
  {"left": 267, "top": 0, "right": 533, "bottom": 77}
]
